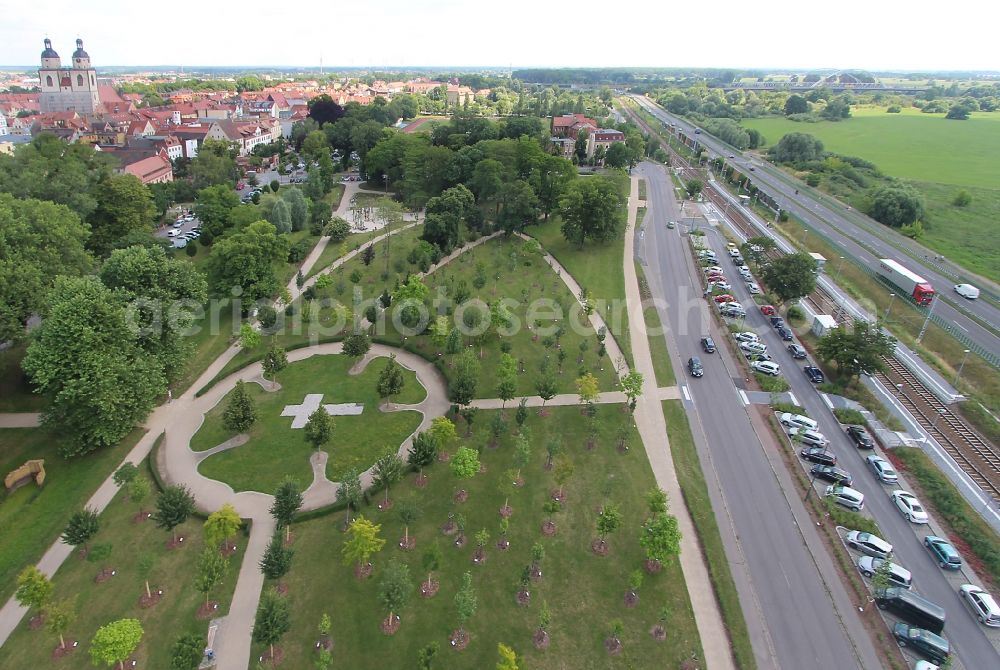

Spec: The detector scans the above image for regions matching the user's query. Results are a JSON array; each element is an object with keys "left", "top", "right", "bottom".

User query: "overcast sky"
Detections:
[{"left": 2, "top": 0, "right": 998, "bottom": 71}]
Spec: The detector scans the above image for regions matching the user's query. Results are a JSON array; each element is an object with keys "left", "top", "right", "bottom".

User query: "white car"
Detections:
[
  {"left": 703, "top": 266, "right": 724, "bottom": 275},
  {"left": 167, "top": 229, "right": 179, "bottom": 237},
  {"left": 712, "top": 281, "right": 732, "bottom": 291},
  {"left": 891, "top": 490, "right": 929, "bottom": 524},
  {"left": 751, "top": 360, "right": 780, "bottom": 376},
  {"left": 954, "top": 283, "right": 980, "bottom": 300},
  {"left": 734, "top": 332, "right": 759, "bottom": 343},
  {"left": 172, "top": 220, "right": 184, "bottom": 228},
  {"left": 746, "top": 282, "right": 761, "bottom": 294},
  {"left": 183, "top": 214, "right": 195, "bottom": 222},
  {"left": 858, "top": 556, "right": 912, "bottom": 589},
  {"left": 959, "top": 584, "right": 1000, "bottom": 626}
]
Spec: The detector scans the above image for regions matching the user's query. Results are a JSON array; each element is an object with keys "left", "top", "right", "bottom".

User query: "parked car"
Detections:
[
  {"left": 810, "top": 464, "right": 853, "bottom": 486},
  {"left": 714, "top": 294, "right": 736, "bottom": 304},
  {"left": 732, "top": 255, "right": 745, "bottom": 265},
  {"left": 846, "top": 425, "right": 875, "bottom": 449},
  {"left": 787, "top": 344, "right": 807, "bottom": 359},
  {"left": 688, "top": 356, "right": 704, "bottom": 378},
  {"left": 924, "top": 536, "right": 962, "bottom": 570},
  {"left": 167, "top": 229, "right": 179, "bottom": 237},
  {"left": 892, "top": 623, "right": 950, "bottom": 664},
  {"left": 760, "top": 305, "right": 776, "bottom": 316},
  {"left": 739, "top": 341, "right": 768, "bottom": 356},
  {"left": 858, "top": 556, "right": 912, "bottom": 589},
  {"left": 729, "top": 248, "right": 741, "bottom": 258},
  {"left": 777, "top": 327, "right": 794, "bottom": 341},
  {"left": 790, "top": 428, "right": 827, "bottom": 448},
  {"left": 734, "top": 331, "right": 759, "bottom": 343},
  {"left": 751, "top": 360, "right": 780, "bottom": 376},
  {"left": 769, "top": 316, "right": 784, "bottom": 328},
  {"left": 745, "top": 352, "right": 772, "bottom": 362},
  {"left": 700, "top": 337, "right": 716, "bottom": 353},
  {"left": 721, "top": 305, "right": 745, "bottom": 318},
  {"left": 800, "top": 447, "right": 837, "bottom": 466},
  {"left": 959, "top": 584, "right": 1000, "bottom": 626},
  {"left": 711, "top": 281, "right": 732, "bottom": 291},
  {"left": 892, "top": 490, "right": 929, "bottom": 524},
  {"left": 703, "top": 266, "right": 723, "bottom": 274},
  {"left": 846, "top": 530, "right": 892, "bottom": 559},
  {"left": 865, "top": 455, "right": 898, "bottom": 484},
  {"left": 803, "top": 366, "right": 825, "bottom": 383},
  {"left": 781, "top": 413, "right": 818, "bottom": 431},
  {"left": 826, "top": 485, "right": 864, "bottom": 511},
  {"left": 172, "top": 220, "right": 184, "bottom": 228},
  {"left": 746, "top": 282, "right": 761, "bottom": 294}
]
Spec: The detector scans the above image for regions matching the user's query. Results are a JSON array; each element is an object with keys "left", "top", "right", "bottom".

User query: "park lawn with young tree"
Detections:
[
  {"left": 0, "top": 469, "right": 245, "bottom": 670},
  {"left": 193, "top": 354, "right": 424, "bottom": 493},
  {"left": 261, "top": 406, "right": 702, "bottom": 669}
]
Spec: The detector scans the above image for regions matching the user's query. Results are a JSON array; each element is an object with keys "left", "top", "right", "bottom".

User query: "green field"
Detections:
[
  {"left": 195, "top": 354, "right": 425, "bottom": 493},
  {"left": 265, "top": 405, "right": 702, "bottom": 669},
  {"left": 742, "top": 107, "right": 1000, "bottom": 188}
]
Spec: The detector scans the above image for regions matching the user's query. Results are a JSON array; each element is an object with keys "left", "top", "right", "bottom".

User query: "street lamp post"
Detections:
[
  {"left": 895, "top": 383, "right": 904, "bottom": 398},
  {"left": 883, "top": 294, "right": 896, "bottom": 323},
  {"left": 916, "top": 295, "right": 938, "bottom": 344},
  {"left": 954, "top": 349, "right": 972, "bottom": 387},
  {"left": 930, "top": 408, "right": 947, "bottom": 432}
]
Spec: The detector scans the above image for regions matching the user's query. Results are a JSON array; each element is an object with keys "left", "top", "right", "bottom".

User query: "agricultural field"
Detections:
[{"left": 742, "top": 107, "right": 1000, "bottom": 188}]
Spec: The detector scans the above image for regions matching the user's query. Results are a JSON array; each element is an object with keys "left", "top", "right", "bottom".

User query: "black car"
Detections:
[
  {"left": 846, "top": 425, "right": 875, "bottom": 449},
  {"left": 800, "top": 447, "right": 837, "bottom": 466},
  {"left": 804, "top": 366, "right": 825, "bottom": 383},
  {"left": 777, "top": 327, "right": 794, "bottom": 341},
  {"left": 770, "top": 316, "right": 784, "bottom": 328},
  {"left": 810, "top": 464, "right": 853, "bottom": 486},
  {"left": 700, "top": 337, "right": 716, "bottom": 353},
  {"left": 688, "top": 356, "right": 704, "bottom": 378},
  {"left": 787, "top": 344, "right": 807, "bottom": 359},
  {"left": 732, "top": 255, "right": 744, "bottom": 265}
]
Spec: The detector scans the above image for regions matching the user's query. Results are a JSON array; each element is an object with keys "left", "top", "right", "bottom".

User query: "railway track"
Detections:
[
  {"left": 878, "top": 355, "right": 1000, "bottom": 498},
  {"left": 624, "top": 100, "right": 1000, "bottom": 500}
]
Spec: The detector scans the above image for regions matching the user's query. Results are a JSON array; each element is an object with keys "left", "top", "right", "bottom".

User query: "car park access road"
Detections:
[
  {"left": 696, "top": 200, "right": 1000, "bottom": 669},
  {"left": 631, "top": 95, "right": 1000, "bottom": 360},
  {"left": 635, "top": 162, "right": 881, "bottom": 669}
]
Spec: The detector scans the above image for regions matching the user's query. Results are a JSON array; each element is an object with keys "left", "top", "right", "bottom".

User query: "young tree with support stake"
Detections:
[
  {"left": 343, "top": 516, "right": 386, "bottom": 574},
  {"left": 62, "top": 508, "right": 100, "bottom": 556},
  {"left": 374, "top": 449, "right": 404, "bottom": 509},
  {"left": 223, "top": 380, "right": 257, "bottom": 432},
  {"left": 204, "top": 503, "right": 242, "bottom": 554},
  {"left": 194, "top": 547, "right": 228, "bottom": 610},
  {"left": 422, "top": 541, "right": 443, "bottom": 596},
  {"left": 153, "top": 485, "right": 196, "bottom": 545},
  {"left": 377, "top": 354, "right": 406, "bottom": 407},
  {"left": 453, "top": 571, "right": 477, "bottom": 646},
  {"left": 270, "top": 478, "right": 303, "bottom": 543},
  {"left": 259, "top": 532, "right": 294, "bottom": 581},
  {"left": 15, "top": 565, "right": 53, "bottom": 620},
  {"left": 619, "top": 370, "right": 643, "bottom": 414},
  {"left": 261, "top": 341, "right": 288, "bottom": 388},
  {"left": 89, "top": 618, "right": 143, "bottom": 670},
  {"left": 534, "top": 361, "right": 557, "bottom": 414},
  {"left": 407, "top": 431, "right": 438, "bottom": 482},
  {"left": 304, "top": 406, "right": 334, "bottom": 451},
  {"left": 253, "top": 588, "right": 290, "bottom": 663},
  {"left": 46, "top": 596, "right": 77, "bottom": 653},
  {"left": 378, "top": 558, "right": 412, "bottom": 633}
]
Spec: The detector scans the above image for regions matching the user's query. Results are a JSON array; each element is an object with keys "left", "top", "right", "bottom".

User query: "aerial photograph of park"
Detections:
[{"left": 1, "top": 1, "right": 999, "bottom": 669}]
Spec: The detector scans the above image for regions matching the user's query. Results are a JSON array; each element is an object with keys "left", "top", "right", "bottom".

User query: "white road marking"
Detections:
[
  {"left": 821, "top": 394, "right": 833, "bottom": 410},
  {"left": 953, "top": 321, "right": 968, "bottom": 332},
  {"left": 681, "top": 385, "right": 691, "bottom": 402},
  {"left": 788, "top": 392, "right": 799, "bottom": 406},
  {"left": 739, "top": 390, "right": 749, "bottom": 406}
]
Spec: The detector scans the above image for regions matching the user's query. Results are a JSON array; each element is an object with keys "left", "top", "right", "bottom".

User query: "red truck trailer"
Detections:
[{"left": 876, "top": 258, "right": 934, "bottom": 305}]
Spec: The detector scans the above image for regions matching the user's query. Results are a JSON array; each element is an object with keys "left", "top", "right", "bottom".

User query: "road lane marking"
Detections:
[
  {"left": 953, "top": 320, "right": 968, "bottom": 332},
  {"left": 788, "top": 392, "right": 799, "bottom": 406},
  {"left": 821, "top": 394, "right": 833, "bottom": 410},
  {"left": 739, "top": 390, "right": 749, "bottom": 406},
  {"left": 681, "top": 385, "right": 691, "bottom": 402}
]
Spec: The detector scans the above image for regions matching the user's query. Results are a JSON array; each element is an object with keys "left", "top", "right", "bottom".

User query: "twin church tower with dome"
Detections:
[{"left": 38, "top": 38, "right": 101, "bottom": 114}]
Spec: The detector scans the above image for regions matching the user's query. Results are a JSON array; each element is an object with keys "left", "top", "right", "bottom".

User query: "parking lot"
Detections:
[{"left": 155, "top": 211, "right": 202, "bottom": 248}]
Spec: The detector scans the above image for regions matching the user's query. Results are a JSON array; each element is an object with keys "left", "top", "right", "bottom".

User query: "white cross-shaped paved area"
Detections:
[{"left": 280, "top": 394, "right": 364, "bottom": 429}]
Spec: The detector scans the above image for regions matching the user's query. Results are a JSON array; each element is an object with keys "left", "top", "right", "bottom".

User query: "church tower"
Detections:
[{"left": 39, "top": 38, "right": 100, "bottom": 114}]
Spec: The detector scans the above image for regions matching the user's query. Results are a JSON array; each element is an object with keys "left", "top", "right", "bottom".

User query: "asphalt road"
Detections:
[
  {"left": 636, "top": 163, "right": 881, "bottom": 669},
  {"left": 638, "top": 159, "right": 1000, "bottom": 668},
  {"left": 631, "top": 95, "right": 1000, "bottom": 360}
]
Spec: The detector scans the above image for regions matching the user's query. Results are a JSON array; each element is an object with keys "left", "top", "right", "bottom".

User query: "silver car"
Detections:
[
  {"left": 866, "top": 455, "right": 898, "bottom": 484},
  {"left": 846, "top": 530, "right": 892, "bottom": 559}
]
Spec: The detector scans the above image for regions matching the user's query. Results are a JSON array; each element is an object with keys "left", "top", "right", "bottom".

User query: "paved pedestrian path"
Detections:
[
  {"left": 623, "top": 175, "right": 737, "bottom": 669},
  {"left": 0, "top": 413, "right": 41, "bottom": 428}
]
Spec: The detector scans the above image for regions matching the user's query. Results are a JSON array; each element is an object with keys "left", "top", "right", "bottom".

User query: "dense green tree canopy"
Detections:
[
  {"left": 559, "top": 177, "right": 626, "bottom": 246},
  {"left": 761, "top": 253, "right": 818, "bottom": 303},
  {"left": 207, "top": 220, "right": 289, "bottom": 301},
  {"left": 88, "top": 174, "right": 157, "bottom": 256},
  {"left": 816, "top": 319, "right": 896, "bottom": 378},
  {"left": 23, "top": 277, "right": 166, "bottom": 456},
  {"left": 771, "top": 132, "right": 825, "bottom": 163},
  {"left": 0, "top": 194, "right": 93, "bottom": 342},
  {"left": 867, "top": 184, "right": 925, "bottom": 227}
]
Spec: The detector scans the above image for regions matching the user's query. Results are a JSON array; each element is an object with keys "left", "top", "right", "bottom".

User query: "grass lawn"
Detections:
[
  {"left": 913, "top": 179, "right": 1000, "bottom": 283},
  {"left": 636, "top": 263, "right": 675, "bottom": 387},
  {"left": 531, "top": 210, "right": 633, "bottom": 370},
  {"left": 1, "top": 472, "right": 245, "bottom": 670},
  {"left": 0, "top": 342, "right": 45, "bottom": 412},
  {"left": 742, "top": 107, "right": 1000, "bottom": 188},
  {"left": 305, "top": 230, "right": 383, "bottom": 280},
  {"left": 265, "top": 405, "right": 703, "bottom": 669},
  {"left": 0, "top": 428, "right": 143, "bottom": 604},
  {"left": 195, "top": 354, "right": 425, "bottom": 492},
  {"left": 662, "top": 400, "right": 755, "bottom": 670}
]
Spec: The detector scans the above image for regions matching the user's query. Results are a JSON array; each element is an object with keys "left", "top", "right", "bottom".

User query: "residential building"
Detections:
[
  {"left": 587, "top": 128, "right": 626, "bottom": 158},
  {"left": 121, "top": 152, "right": 173, "bottom": 184}
]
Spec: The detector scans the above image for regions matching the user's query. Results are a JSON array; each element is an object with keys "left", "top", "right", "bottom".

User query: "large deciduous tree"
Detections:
[
  {"left": 15, "top": 565, "right": 53, "bottom": 616},
  {"left": 783, "top": 94, "right": 809, "bottom": 115},
  {"left": 449, "top": 349, "right": 480, "bottom": 405},
  {"left": 816, "top": 319, "right": 896, "bottom": 379},
  {"left": 304, "top": 406, "right": 334, "bottom": 451},
  {"left": 88, "top": 174, "right": 156, "bottom": 256},
  {"left": 771, "top": 132, "right": 825, "bottom": 163},
  {"left": 259, "top": 532, "right": 294, "bottom": 581},
  {"left": 559, "top": 177, "right": 626, "bottom": 247},
  {"left": 194, "top": 185, "right": 241, "bottom": 239},
  {"left": 0, "top": 194, "right": 92, "bottom": 342},
  {"left": 207, "top": 220, "right": 289, "bottom": 301},
  {"left": 867, "top": 184, "right": 925, "bottom": 228},
  {"left": 23, "top": 276, "right": 166, "bottom": 456},
  {"left": 761, "top": 253, "right": 818, "bottom": 303}
]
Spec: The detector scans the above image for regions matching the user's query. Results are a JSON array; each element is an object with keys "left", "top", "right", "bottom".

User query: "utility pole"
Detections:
[{"left": 916, "top": 295, "right": 937, "bottom": 344}]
